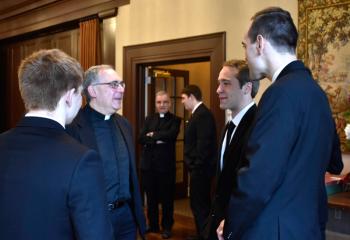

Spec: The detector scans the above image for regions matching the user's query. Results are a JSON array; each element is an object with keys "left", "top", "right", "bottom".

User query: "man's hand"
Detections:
[
  {"left": 146, "top": 132, "right": 154, "bottom": 137},
  {"left": 217, "top": 220, "right": 225, "bottom": 240}
]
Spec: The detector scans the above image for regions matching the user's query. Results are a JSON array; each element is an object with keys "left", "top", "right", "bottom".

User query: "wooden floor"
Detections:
[
  {"left": 139, "top": 198, "right": 197, "bottom": 239},
  {"left": 144, "top": 213, "right": 196, "bottom": 240}
]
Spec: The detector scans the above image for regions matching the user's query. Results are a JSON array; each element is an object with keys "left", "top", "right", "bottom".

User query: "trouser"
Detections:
[
  {"left": 142, "top": 170, "right": 176, "bottom": 231},
  {"left": 190, "top": 170, "right": 212, "bottom": 236},
  {"left": 202, "top": 213, "right": 221, "bottom": 240},
  {"left": 109, "top": 203, "right": 137, "bottom": 240}
]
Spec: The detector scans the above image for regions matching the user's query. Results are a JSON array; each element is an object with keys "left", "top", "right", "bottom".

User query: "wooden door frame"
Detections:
[{"left": 123, "top": 32, "right": 226, "bottom": 150}]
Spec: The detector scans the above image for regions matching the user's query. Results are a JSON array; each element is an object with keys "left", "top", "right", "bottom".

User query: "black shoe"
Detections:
[
  {"left": 161, "top": 230, "right": 172, "bottom": 239},
  {"left": 146, "top": 226, "right": 160, "bottom": 234}
]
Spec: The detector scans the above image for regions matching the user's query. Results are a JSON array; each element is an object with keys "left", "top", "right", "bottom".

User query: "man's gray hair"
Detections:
[
  {"left": 83, "top": 64, "right": 114, "bottom": 102},
  {"left": 155, "top": 90, "right": 169, "bottom": 98}
]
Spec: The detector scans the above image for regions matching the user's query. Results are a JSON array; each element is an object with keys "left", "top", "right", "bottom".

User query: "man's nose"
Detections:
[
  {"left": 117, "top": 85, "right": 125, "bottom": 92},
  {"left": 217, "top": 84, "right": 222, "bottom": 93}
]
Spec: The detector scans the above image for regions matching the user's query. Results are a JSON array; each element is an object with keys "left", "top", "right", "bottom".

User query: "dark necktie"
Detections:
[{"left": 224, "top": 121, "right": 236, "bottom": 154}]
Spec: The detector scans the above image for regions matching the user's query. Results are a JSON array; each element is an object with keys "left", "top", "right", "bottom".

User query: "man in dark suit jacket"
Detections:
[
  {"left": 0, "top": 49, "right": 113, "bottom": 240},
  {"left": 67, "top": 65, "right": 146, "bottom": 239},
  {"left": 202, "top": 60, "right": 259, "bottom": 240},
  {"left": 218, "top": 7, "right": 342, "bottom": 240},
  {"left": 139, "top": 91, "right": 181, "bottom": 239},
  {"left": 181, "top": 85, "right": 217, "bottom": 240}
]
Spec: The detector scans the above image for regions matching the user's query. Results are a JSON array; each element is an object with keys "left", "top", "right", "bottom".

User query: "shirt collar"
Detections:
[
  {"left": 271, "top": 60, "right": 294, "bottom": 82},
  {"left": 25, "top": 112, "right": 65, "bottom": 128},
  {"left": 88, "top": 104, "right": 112, "bottom": 121},
  {"left": 230, "top": 101, "right": 255, "bottom": 127},
  {"left": 192, "top": 102, "right": 203, "bottom": 114}
]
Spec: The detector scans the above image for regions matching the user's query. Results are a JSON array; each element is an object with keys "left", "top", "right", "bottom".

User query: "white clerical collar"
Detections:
[
  {"left": 159, "top": 113, "right": 165, "bottom": 118},
  {"left": 230, "top": 101, "right": 255, "bottom": 127},
  {"left": 192, "top": 102, "right": 203, "bottom": 114},
  {"left": 104, "top": 115, "right": 111, "bottom": 120}
]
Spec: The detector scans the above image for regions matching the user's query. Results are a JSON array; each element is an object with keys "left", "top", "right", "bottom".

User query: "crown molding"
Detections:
[{"left": 0, "top": 0, "right": 129, "bottom": 40}]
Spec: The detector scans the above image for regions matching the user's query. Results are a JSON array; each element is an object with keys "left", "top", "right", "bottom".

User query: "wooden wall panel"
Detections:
[
  {"left": 6, "top": 45, "right": 23, "bottom": 129},
  {"left": 0, "top": 0, "right": 121, "bottom": 131},
  {"left": 2, "top": 28, "right": 80, "bottom": 130}
]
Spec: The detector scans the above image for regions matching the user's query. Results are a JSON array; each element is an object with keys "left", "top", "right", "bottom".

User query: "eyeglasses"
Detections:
[{"left": 92, "top": 81, "right": 125, "bottom": 89}]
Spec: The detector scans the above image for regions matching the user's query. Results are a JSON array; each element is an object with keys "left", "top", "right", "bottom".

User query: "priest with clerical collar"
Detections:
[
  {"left": 67, "top": 65, "right": 146, "bottom": 240},
  {"left": 138, "top": 90, "right": 181, "bottom": 239}
]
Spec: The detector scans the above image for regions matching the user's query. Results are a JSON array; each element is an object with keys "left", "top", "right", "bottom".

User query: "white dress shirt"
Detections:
[{"left": 220, "top": 102, "right": 255, "bottom": 170}]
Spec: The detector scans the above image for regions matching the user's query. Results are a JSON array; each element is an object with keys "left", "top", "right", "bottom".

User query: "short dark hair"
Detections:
[
  {"left": 223, "top": 59, "right": 260, "bottom": 98},
  {"left": 248, "top": 7, "right": 298, "bottom": 54},
  {"left": 181, "top": 85, "right": 202, "bottom": 101},
  {"left": 18, "top": 49, "right": 83, "bottom": 111},
  {"left": 83, "top": 65, "right": 114, "bottom": 102}
]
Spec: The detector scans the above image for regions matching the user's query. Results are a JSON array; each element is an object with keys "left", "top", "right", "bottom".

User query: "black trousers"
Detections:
[
  {"left": 142, "top": 170, "right": 176, "bottom": 231},
  {"left": 189, "top": 170, "right": 212, "bottom": 236}
]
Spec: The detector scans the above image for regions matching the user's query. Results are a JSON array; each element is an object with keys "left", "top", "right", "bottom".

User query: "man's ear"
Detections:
[
  {"left": 256, "top": 34, "right": 265, "bottom": 54},
  {"left": 65, "top": 88, "right": 75, "bottom": 107},
  {"left": 189, "top": 94, "right": 196, "bottom": 101},
  {"left": 243, "top": 82, "right": 252, "bottom": 95},
  {"left": 87, "top": 85, "right": 96, "bottom": 98}
]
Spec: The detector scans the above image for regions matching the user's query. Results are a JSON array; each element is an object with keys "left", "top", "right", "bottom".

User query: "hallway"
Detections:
[
  {"left": 145, "top": 198, "right": 197, "bottom": 240},
  {"left": 146, "top": 213, "right": 196, "bottom": 240}
]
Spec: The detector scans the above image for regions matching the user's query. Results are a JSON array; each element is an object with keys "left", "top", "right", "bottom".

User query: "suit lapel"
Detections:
[
  {"left": 113, "top": 115, "right": 138, "bottom": 178},
  {"left": 221, "top": 105, "right": 257, "bottom": 172},
  {"left": 113, "top": 116, "right": 128, "bottom": 150},
  {"left": 76, "top": 106, "right": 99, "bottom": 150},
  {"left": 186, "top": 106, "right": 198, "bottom": 132},
  {"left": 113, "top": 115, "right": 134, "bottom": 159},
  {"left": 216, "top": 124, "right": 230, "bottom": 174}
]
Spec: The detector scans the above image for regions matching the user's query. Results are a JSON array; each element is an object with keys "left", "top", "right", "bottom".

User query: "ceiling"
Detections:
[{"left": 0, "top": 0, "right": 31, "bottom": 11}]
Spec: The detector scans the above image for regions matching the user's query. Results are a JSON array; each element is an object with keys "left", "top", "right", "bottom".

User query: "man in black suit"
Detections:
[
  {"left": 218, "top": 7, "right": 342, "bottom": 240},
  {"left": 139, "top": 90, "right": 181, "bottom": 239},
  {"left": 67, "top": 65, "right": 146, "bottom": 240},
  {"left": 202, "top": 60, "right": 259, "bottom": 240},
  {"left": 0, "top": 49, "right": 113, "bottom": 240},
  {"left": 181, "top": 85, "right": 217, "bottom": 240}
]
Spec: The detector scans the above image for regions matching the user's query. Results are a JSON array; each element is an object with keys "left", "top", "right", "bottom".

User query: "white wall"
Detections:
[
  {"left": 115, "top": 0, "right": 298, "bottom": 105},
  {"left": 115, "top": 0, "right": 297, "bottom": 78},
  {"left": 114, "top": 0, "right": 350, "bottom": 174}
]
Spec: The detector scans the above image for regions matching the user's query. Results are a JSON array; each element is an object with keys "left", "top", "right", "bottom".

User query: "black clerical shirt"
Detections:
[{"left": 90, "top": 108, "right": 131, "bottom": 203}]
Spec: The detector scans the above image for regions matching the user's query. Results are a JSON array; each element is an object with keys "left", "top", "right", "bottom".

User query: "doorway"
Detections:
[
  {"left": 144, "top": 67, "right": 189, "bottom": 199},
  {"left": 123, "top": 32, "right": 226, "bottom": 217},
  {"left": 123, "top": 32, "right": 226, "bottom": 162}
]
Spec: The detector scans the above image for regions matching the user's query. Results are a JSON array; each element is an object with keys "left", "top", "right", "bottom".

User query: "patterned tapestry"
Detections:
[{"left": 298, "top": 0, "right": 350, "bottom": 151}]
